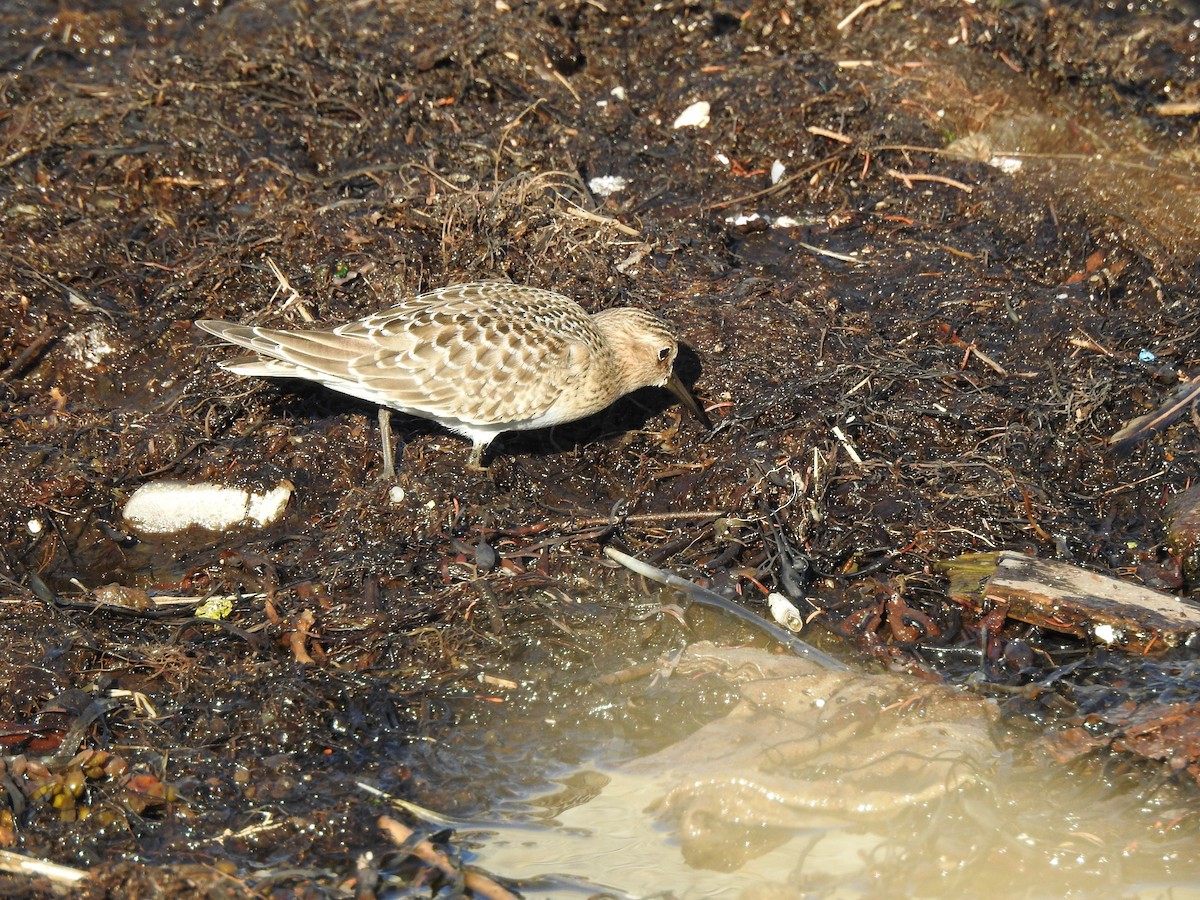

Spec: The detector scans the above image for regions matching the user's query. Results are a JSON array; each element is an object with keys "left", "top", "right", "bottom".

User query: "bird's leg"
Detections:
[
  {"left": 378, "top": 408, "right": 396, "bottom": 481},
  {"left": 466, "top": 442, "right": 488, "bottom": 473}
]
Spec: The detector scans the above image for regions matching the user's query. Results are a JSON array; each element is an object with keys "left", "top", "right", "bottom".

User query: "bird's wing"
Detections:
[
  {"left": 336, "top": 282, "right": 602, "bottom": 423},
  {"left": 348, "top": 317, "right": 589, "bottom": 424},
  {"left": 334, "top": 282, "right": 521, "bottom": 340},
  {"left": 198, "top": 300, "right": 595, "bottom": 426}
]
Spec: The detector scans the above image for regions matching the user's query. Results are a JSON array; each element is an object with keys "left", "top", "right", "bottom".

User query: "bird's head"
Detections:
[{"left": 592, "top": 307, "right": 711, "bottom": 428}]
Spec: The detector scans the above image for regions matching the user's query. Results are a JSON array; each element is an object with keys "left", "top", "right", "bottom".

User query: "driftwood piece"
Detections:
[{"left": 939, "top": 551, "right": 1200, "bottom": 653}]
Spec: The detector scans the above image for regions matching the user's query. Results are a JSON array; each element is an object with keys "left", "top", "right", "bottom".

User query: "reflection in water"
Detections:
[{"left": 469, "top": 643, "right": 1200, "bottom": 898}]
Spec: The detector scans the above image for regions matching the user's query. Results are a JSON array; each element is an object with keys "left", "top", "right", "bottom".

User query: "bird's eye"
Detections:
[{"left": 658, "top": 346, "right": 672, "bottom": 362}]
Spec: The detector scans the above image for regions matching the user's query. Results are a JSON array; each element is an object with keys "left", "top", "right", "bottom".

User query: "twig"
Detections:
[
  {"left": 797, "top": 241, "right": 863, "bottom": 264},
  {"left": 0, "top": 324, "right": 60, "bottom": 382},
  {"left": 707, "top": 152, "right": 847, "bottom": 210},
  {"left": 885, "top": 168, "right": 974, "bottom": 193},
  {"left": 961, "top": 342, "right": 1007, "bottom": 375},
  {"left": 356, "top": 783, "right": 465, "bottom": 828},
  {"left": 593, "top": 658, "right": 665, "bottom": 685},
  {"left": 513, "top": 509, "right": 728, "bottom": 554},
  {"left": 1108, "top": 375, "right": 1200, "bottom": 453},
  {"left": 377, "top": 816, "right": 517, "bottom": 900},
  {"left": 494, "top": 98, "right": 546, "bottom": 184},
  {"left": 806, "top": 125, "right": 852, "bottom": 143},
  {"left": 940, "top": 327, "right": 1008, "bottom": 375},
  {"left": 410, "top": 162, "right": 469, "bottom": 194},
  {"left": 0, "top": 849, "right": 88, "bottom": 886},
  {"left": 264, "top": 256, "right": 312, "bottom": 322},
  {"left": 1019, "top": 486, "right": 1053, "bottom": 544},
  {"left": 569, "top": 510, "right": 725, "bottom": 527},
  {"left": 548, "top": 66, "right": 581, "bottom": 103},
  {"left": 837, "top": 0, "right": 889, "bottom": 31},
  {"left": 603, "top": 547, "right": 850, "bottom": 670},
  {"left": 561, "top": 204, "right": 640, "bottom": 237},
  {"left": 831, "top": 425, "right": 864, "bottom": 466},
  {"left": 1153, "top": 101, "right": 1200, "bottom": 116},
  {"left": 1068, "top": 331, "right": 1114, "bottom": 355}
]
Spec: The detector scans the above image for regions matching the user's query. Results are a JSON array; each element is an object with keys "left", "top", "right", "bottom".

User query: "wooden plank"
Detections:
[{"left": 939, "top": 550, "right": 1200, "bottom": 653}]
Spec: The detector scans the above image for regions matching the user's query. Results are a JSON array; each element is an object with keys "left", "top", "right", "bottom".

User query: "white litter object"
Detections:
[
  {"left": 673, "top": 101, "right": 710, "bottom": 129},
  {"left": 767, "top": 592, "right": 805, "bottom": 632},
  {"left": 725, "top": 212, "right": 764, "bottom": 227},
  {"left": 63, "top": 323, "right": 116, "bottom": 369},
  {"left": 123, "top": 480, "right": 293, "bottom": 534},
  {"left": 771, "top": 159, "right": 786, "bottom": 184},
  {"left": 588, "top": 175, "right": 629, "bottom": 198}
]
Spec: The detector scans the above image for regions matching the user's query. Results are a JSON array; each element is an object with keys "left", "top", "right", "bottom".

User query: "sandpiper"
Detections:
[{"left": 196, "top": 281, "right": 710, "bottom": 477}]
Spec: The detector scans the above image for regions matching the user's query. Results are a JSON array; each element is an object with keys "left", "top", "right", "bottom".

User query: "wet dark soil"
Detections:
[{"left": 3, "top": 0, "right": 1200, "bottom": 894}]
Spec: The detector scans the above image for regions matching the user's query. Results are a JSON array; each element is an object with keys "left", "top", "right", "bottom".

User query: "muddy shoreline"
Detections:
[{"left": 3, "top": 0, "right": 1200, "bottom": 894}]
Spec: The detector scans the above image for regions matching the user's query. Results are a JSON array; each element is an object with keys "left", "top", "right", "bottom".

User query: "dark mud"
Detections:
[{"left": 2, "top": 0, "right": 1200, "bottom": 894}]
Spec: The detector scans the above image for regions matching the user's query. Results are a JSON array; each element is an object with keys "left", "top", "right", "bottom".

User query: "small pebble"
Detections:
[{"left": 673, "top": 101, "right": 710, "bottom": 129}]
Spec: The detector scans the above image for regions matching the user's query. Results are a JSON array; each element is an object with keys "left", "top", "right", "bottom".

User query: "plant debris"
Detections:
[{"left": 3, "top": 0, "right": 1200, "bottom": 893}]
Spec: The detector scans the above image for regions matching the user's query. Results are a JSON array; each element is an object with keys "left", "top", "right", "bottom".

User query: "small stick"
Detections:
[
  {"left": 831, "top": 425, "right": 865, "bottom": 466},
  {"left": 494, "top": 99, "right": 546, "bottom": 184},
  {"left": 561, "top": 204, "right": 640, "bottom": 237},
  {"left": 594, "top": 659, "right": 665, "bottom": 685},
  {"left": 885, "top": 169, "right": 974, "bottom": 193},
  {"left": 570, "top": 510, "right": 725, "bottom": 527},
  {"left": 1067, "top": 332, "right": 1114, "bottom": 355},
  {"left": 603, "top": 546, "right": 850, "bottom": 671},
  {"left": 0, "top": 849, "right": 88, "bottom": 886},
  {"left": 377, "top": 816, "right": 517, "bottom": 900},
  {"left": 837, "top": 0, "right": 888, "bottom": 31},
  {"left": 941, "top": 329, "right": 1008, "bottom": 375},
  {"left": 963, "top": 341, "right": 1008, "bottom": 376},
  {"left": 0, "top": 324, "right": 60, "bottom": 382},
  {"left": 806, "top": 125, "right": 852, "bottom": 143},
  {"left": 1019, "top": 486, "right": 1054, "bottom": 544},
  {"left": 1153, "top": 101, "right": 1200, "bottom": 116},
  {"left": 797, "top": 241, "right": 863, "bottom": 264},
  {"left": 707, "top": 152, "right": 847, "bottom": 209},
  {"left": 1108, "top": 376, "right": 1200, "bottom": 453},
  {"left": 264, "top": 256, "right": 312, "bottom": 322}
]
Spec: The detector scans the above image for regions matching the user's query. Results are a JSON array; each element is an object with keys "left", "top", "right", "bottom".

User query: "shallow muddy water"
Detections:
[{"left": 455, "top": 641, "right": 1200, "bottom": 898}]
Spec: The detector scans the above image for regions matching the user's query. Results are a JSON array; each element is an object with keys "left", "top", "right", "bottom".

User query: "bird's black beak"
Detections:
[{"left": 666, "top": 373, "right": 712, "bottom": 430}]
